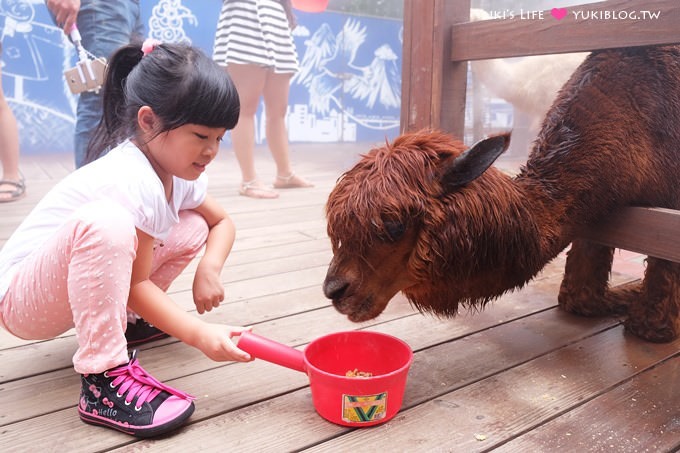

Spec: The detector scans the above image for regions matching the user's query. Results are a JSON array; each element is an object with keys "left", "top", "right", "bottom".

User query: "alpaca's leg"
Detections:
[
  {"left": 625, "top": 257, "right": 680, "bottom": 343},
  {"left": 558, "top": 239, "right": 628, "bottom": 315},
  {"left": 602, "top": 279, "right": 642, "bottom": 311}
]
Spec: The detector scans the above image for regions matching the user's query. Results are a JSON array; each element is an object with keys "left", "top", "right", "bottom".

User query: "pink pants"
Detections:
[{"left": 0, "top": 202, "right": 208, "bottom": 374}]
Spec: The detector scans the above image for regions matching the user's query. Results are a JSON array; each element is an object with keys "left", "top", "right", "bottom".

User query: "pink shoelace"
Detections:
[{"left": 105, "top": 351, "right": 195, "bottom": 410}]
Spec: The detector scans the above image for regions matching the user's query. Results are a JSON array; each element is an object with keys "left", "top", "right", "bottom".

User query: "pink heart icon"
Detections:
[{"left": 551, "top": 7, "right": 568, "bottom": 20}]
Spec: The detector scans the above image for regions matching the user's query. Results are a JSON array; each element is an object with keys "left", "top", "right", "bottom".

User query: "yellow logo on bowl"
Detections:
[{"left": 342, "top": 392, "right": 387, "bottom": 423}]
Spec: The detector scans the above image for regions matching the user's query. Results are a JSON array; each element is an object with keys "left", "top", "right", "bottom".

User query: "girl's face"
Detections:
[{"left": 146, "top": 123, "right": 226, "bottom": 184}]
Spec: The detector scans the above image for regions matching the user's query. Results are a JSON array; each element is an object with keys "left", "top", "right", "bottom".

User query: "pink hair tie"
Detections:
[{"left": 141, "top": 38, "right": 162, "bottom": 56}]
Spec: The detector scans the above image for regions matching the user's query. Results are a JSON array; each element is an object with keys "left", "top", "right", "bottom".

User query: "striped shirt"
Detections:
[{"left": 213, "top": 0, "right": 299, "bottom": 74}]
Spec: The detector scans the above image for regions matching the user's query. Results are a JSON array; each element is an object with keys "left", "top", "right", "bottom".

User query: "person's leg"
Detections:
[
  {"left": 226, "top": 64, "right": 278, "bottom": 198},
  {"left": 74, "top": 203, "right": 196, "bottom": 436},
  {"left": 0, "top": 201, "right": 136, "bottom": 373},
  {"left": 263, "top": 71, "right": 313, "bottom": 189},
  {"left": 149, "top": 210, "right": 209, "bottom": 292},
  {"left": 74, "top": 0, "right": 143, "bottom": 168},
  {"left": 0, "top": 44, "right": 23, "bottom": 202}
]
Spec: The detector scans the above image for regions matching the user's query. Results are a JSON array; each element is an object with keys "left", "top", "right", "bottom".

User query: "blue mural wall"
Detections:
[{"left": 0, "top": 0, "right": 402, "bottom": 154}]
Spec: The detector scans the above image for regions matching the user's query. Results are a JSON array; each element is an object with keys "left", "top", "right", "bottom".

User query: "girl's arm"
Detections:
[
  {"left": 191, "top": 194, "right": 236, "bottom": 314},
  {"left": 127, "top": 228, "right": 250, "bottom": 362}
]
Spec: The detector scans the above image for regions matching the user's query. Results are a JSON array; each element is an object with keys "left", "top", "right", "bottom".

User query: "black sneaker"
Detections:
[
  {"left": 125, "top": 319, "right": 170, "bottom": 346},
  {"left": 78, "top": 350, "right": 195, "bottom": 438}
]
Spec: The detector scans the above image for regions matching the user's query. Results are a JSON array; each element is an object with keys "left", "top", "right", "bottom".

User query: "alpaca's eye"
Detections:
[
  {"left": 371, "top": 218, "right": 406, "bottom": 242},
  {"left": 383, "top": 220, "right": 406, "bottom": 242}
]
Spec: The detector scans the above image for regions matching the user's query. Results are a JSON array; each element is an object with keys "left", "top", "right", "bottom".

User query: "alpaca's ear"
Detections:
[{"left": 440, "top": 133, "right": 510, "bottom": 192}]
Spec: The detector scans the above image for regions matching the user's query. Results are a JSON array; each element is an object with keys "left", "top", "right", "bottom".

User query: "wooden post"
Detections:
[{"left": 401, "top": 0, "right": 470, "bottom": 137}]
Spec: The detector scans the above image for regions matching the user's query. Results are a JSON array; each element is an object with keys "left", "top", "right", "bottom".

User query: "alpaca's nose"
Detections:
[{"left": 323, "top": 276, "right": 349, "bottom": 300}]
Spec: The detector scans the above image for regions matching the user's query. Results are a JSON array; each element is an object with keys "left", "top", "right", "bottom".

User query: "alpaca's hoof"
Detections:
[
  {"left": 624, "top": 318, "right": 679, "bottom": 343},
  {"left": 558, "top": 299, "right": 619, "bottom": 317}
]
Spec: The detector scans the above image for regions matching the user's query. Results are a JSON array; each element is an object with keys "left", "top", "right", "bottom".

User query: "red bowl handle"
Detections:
[{"left": 238, "top": 331, "right": 306, "bottom": 372}]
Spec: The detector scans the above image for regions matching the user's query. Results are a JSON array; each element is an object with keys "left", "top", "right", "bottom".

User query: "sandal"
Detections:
[
  {"left": 0, "top": 179, "right": 26, "bottom": 203},
  {"left": 273, "top": 173, "right": 314, "bottom": 189},
  {"left": 239, "top": 180, "right": 279, "bottom": 199}
]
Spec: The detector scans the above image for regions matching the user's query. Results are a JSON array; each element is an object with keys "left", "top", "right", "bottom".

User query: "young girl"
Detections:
[{"left": 0, "top": 40, "right": 251, "bottom": 438}]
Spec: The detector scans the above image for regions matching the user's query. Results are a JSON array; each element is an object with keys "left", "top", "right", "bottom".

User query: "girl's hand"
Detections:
[
  {"left": 192, "top": 264, "right": 224, "bottom": 314},
  {"left": 194, "top": 324, "right": 253, "bottom": 362}
]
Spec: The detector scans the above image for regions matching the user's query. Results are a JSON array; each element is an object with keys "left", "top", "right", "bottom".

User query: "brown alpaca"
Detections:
[{"left": 323, "top": 45, "right": 680, "bottom": 343}]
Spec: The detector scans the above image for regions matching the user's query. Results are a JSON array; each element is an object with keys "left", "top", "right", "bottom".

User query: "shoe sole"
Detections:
[{"left": 78, "top": 402, "right": 195, "bottom": 438}]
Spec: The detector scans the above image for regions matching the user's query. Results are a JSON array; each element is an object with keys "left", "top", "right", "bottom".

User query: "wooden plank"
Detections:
[
  {"left": 581, "top": 207, "right": 680, "bottom": 262},
  {"left": 451, "top": 0, "right": 680, "bottom": 61},
  {"left": 494, "top": 357, "right": 680, "bottom": 452}
]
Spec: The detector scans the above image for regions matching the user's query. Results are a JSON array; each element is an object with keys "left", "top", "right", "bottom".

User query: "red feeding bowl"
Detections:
[{"left": 238, "top": 330, "right": 413, "bottom": 427}]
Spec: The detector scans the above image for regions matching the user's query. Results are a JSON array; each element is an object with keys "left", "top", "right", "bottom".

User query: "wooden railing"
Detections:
[
  {"left": 581, "top": 207, "right": 680, "bottom": 262},
  {"left": 401, "top": 0, "right": 680, "bottom": 261}
]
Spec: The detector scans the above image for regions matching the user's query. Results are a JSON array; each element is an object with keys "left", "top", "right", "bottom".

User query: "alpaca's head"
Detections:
[{"left": 323, "top": 130, "right": 510, "bottom": 321}]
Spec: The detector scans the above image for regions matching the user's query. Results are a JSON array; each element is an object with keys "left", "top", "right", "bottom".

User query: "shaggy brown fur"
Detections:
[{"left": 323, "top": 45, "right": 680, "bottom": 343}]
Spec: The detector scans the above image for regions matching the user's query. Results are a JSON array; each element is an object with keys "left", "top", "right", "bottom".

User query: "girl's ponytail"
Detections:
[{"left": 84, "top": 43, "right": 143, "bottom": 164}]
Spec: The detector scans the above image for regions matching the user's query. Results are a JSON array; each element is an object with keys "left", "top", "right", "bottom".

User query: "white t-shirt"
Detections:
[{"left": 0, "top": 140, "right": 208, "bottom": 299}]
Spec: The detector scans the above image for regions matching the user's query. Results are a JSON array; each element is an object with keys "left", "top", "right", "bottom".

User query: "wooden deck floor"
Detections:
[{"left": 1, "top": 145, "right": 678, "bottom": 453}]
